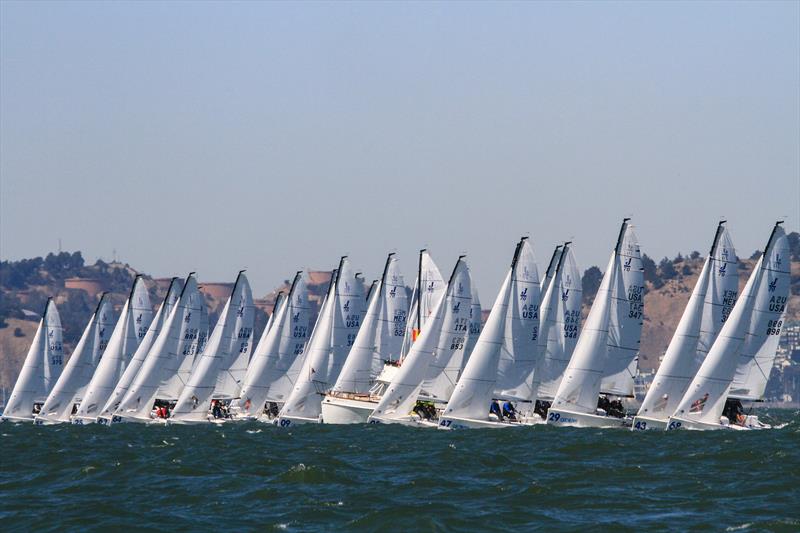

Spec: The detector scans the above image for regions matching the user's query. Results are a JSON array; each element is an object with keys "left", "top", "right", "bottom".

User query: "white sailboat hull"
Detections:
[
  {"left": 667, "top": 414, "right": 770, "bottom": 431},
  {"left": 275, "top": 414, "right": 320, "bottom": 427},
  {"left": 321, "top": 395, "right": 377, "bottom": 424},
  {"left": 1, "top": 414, "right": 35, "bottom": 423},
  {"left": 367, "top": 415, "right": 438, "bottom": 428},
  {"left": 630, "top": 415, "right": 668, "bottom": 431},
  {"left": 70, "top": 416, "right": 97, "bottom": 425},
  {"left": 545, "top": 408, "right": 629, "bottom": 428}
]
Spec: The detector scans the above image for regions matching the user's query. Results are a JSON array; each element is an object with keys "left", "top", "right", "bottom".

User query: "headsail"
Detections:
[
  {"left": 637, "top": 223, "right": 737, "bottom": 421},
  {"left": 399, "top": 250, "right": 445, "bottom": 360},
  {"left": 74, "top": 276, "right": 154, "bottom": 421},
  {"left": 463, "top": 285, "right": 482, "bottom": 368},
  {"left": 36, "top": 294, "right": 115, "bottom": 423},
  {"left": 2, "top": 299, "right": 64, "bottom": 420}
]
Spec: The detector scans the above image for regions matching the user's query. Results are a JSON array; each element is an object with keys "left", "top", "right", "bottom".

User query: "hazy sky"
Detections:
[{"left": 2, "top": 1, "right": 798, "bottom": 299}]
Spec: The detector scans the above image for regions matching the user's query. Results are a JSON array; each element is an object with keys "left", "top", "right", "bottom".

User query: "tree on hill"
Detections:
[
  {"left": 641, "top": 254, "right": 661, "bottom": 289},
  {"left": 788, "top": 231, "right": 800, "bottom": 261},
  {"left": 581, "top": 266, "right": 603, "bottom": 306},
  {"left": 659, "top": 257, "right": 677, "bottom": 280}
]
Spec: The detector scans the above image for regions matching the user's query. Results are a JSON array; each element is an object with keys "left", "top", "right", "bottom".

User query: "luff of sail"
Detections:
[
  {"left": 635, "top": 222, "right": 737, "bottom": 426},
  {"left": 36, "top": 294, "right": 115, "bottom": 424},
  {"left": 73, "top": 276, "right": 154, "bottom": 423},
  {"left": 2, "top": 299, "right": 64, "bottom": 421},
  {"left": 99, "top": 278, "right": 181, "bottom": 420}
]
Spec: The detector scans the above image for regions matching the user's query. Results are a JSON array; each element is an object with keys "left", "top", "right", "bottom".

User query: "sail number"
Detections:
[{"left": 766, "top": 319, "right": 783, "bottom": 336}]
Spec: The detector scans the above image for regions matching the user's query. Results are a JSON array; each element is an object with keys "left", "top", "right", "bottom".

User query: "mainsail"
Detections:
[
  {"left": 399, "top": 250, "right": 445, "bottom": 360},
  {"left": 550, "top": 219, "right": 644, "bottom": 415},
  {"left": 279, "top": 257, "right": 365, "bottom": 422},
  {"left": 2, "top": 299, "right": 64, "bottom": 421},
  {"left": 442, "top": 238, "right": 539, "bottom": 422},
  {"left": 533, "top": 243, "right": 583, "bottom": 402},
  {"left": 170, "top": 272, "right": 255, "bottom": 422},
  {"left": 370, "top": 257, "right": 471, "bottom": 422},
  {"left": 36, "top": 294, "right": 115, "bottom": 423},
  {"left": 331, "top": 253, "right": 408, "bottom": 394},
  {"left": 670, "top": 222, "right": 790, "bottom": 426},
  {"left": 116, "top": 274, "right": 204, "bottom": 420},
  {"left": 636, "top": 222, "right": 737, "bottom": 421},
  {"left": 100, "top": 278, "right": 181, "bottom": 419},
  {"left": 73, "top": 276, "right": 154, "bottom": 422}
]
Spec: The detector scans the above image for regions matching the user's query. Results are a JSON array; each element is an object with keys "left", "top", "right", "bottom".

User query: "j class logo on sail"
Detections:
[
  {"left": 452, "top": 302, "right": 462, "bottom": 313},
  {"left": 561, "top": 289, "right": 570, "bottom": 302},
  {"left": 389, "top": 286, "right": 397, "bottom": 298},
  {"left": 623, "top": 258, "right": 633, "bottom": 272},
  {"left": 292, "top": 325, "right": 307, "bottom": 338},
  {"left": 98, "top": 328, "right": 108, "bottom": 351},
  {"left": 718, "top": 263, "right": 728, "bottom": 277},
  {"left": 426, "top": 281, "right": 435, "bottom": 292},
  {"left": 767, "top": 320, "right": 783, "bottom": 336},
  {"left": 768, "top": 278, "right": 779, "bottom": 293},
  {"left": 769, "top": 296, "right": 787, "bottom": 314},
  {"left": 136, "top": 313, "right": 143, "bottom": 324},
  {"left": 520, "top": 288, "right": 528, "bottom": 301}
]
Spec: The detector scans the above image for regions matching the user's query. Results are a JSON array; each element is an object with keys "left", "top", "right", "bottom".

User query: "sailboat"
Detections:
[
  {"left": 368, "top": 256, "right": 472, "bottom": 426},
  {"left": 72, "top": 276, "right": 154, "bottom": 424},
  {"left": 546, "top": 219, "right": 644, "bottom": 428},
  {"left": 114, "top": 273, "right": 205, "bottom": 423},
  {"left": 321, "top": 253, "right": 408, "bottom": 424},
  {"left": 632, "top": 222, "right": 738, "bottom": 430},
  {"left": 167, "top": 272, "right": 255, "bottom": 424},
  {"left": 531, "top": 242, "right": 583, "bottom": 420},
  {"left": 1, "top": 299, "right": 64, "bottom": 422},
  {"left": 234, "top": 273, "right": 312, "bottom": 420},
  {"left": 35, "top": 294, "right": 115, "bottom": 424},
  {"left": 97, "top": 278, "right": 182, "bottom": 423},
  {"left": 438, "top": 238, "right": 542, "bottom": 429},
  {"left": 667, "top": 222, "right": 790, "bottom": 431},
  {"left": 277, "top": 257, "right": 365, "bottom": 426}
]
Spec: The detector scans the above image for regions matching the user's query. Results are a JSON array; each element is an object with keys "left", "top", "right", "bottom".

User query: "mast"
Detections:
[
  {"left": 614, "top": 218, "right": 631, "bottom": 255},
  {"left": 763, "top": 220, "right": 784, "bottom": 255},
  {"left": 709, "top": 221, "right": 727, "bottom": 257},
  {"left": 416, "top": 249, "right": 424, "bottom": 332},
  {"left": 544, "top": 244, "right": 562, "bottom": 279},
  {"left": 510, "top": 237, "right": 526, "bottom": 270}
]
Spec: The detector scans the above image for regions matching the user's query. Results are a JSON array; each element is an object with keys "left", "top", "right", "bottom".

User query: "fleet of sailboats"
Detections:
[{"left": 1, "top": 220, "right": 794, "bottom": 431}]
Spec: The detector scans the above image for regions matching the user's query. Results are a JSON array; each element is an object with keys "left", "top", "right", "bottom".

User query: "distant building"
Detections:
[
  {"left": 64, "top": 278, "right": 107, "bottom": 298},
  {"left": 199, "top": 282, "right": 233, "bottom": 300}
]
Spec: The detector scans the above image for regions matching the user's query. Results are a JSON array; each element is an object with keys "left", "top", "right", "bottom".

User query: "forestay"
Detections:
[
  {"left": 637, "top": 223, "right": 737, "bottom": 421},
  {"left": 100, "top": 278, "right": 181, "bottom": 419},
  {"left": 36, "top": 294, "right": 115, "bottom": 423},
  {"left": 116, "top": 274, "right": 204, "bottom": 420},
  {"left": 279, "top": 258, "right": 365, "bottom": 422},
  {"left": 332, "top": 254, "right": 408, "bottom": 394},
  {"left": 370, "top": 257, "right": 470, "bottom": 421},
  {"left": 2, "top": 299, "right": 64, "bottom": 421},
  {"left": 533, "top": 243, "right": 583, "bottom": 402},
  {"left": 170, "top": 272, "right": 255, "bottom": 422},
  {"left": 671, "top": 223, "right": 790, "bottom": 425},
  {"left": 74, "top": 276, "right": 154, "bottom": 421}
]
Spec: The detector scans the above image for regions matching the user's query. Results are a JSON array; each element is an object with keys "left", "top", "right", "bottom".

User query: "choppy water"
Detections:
[{"left": 1, "top": 409, "right": 798, "bottom": 532}]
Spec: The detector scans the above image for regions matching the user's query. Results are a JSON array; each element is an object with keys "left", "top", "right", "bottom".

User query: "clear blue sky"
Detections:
[{"left": 2, "top": 1, "right": 798, "bottom": 298}]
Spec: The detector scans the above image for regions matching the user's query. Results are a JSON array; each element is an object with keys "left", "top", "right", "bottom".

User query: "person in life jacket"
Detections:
[
  {"left": 502, "top": 401, "right": 517, "bottom": 421},
  {"left": 489, "top": 400, "right": 503, "bottom": 420}
]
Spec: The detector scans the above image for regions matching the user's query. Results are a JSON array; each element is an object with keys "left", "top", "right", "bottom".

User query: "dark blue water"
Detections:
[{"left": 1, "top": 409, "right": 798, "bottom": 532}]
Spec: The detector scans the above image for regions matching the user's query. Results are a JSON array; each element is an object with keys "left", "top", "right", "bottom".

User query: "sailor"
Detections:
[
  {"left": 502, "top": 401, "right": 517, "bottom": 421},
  {"left": 489, "top": 400, "right": 503, "bottom": 420},
  {"left": 212, "top": 400, "right": 222, "bottom": 419}
]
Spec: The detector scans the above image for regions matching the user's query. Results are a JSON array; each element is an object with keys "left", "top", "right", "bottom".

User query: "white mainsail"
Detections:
[
  {"left": 599, "top": 224, "right": 645, "bottom": 397},
  {"left": 170, "top": 272, "right": 255, "bottom": 422},
  {"left": 369, "top": 257, "right": 471, "bottom": 423},
  {"left": 116, "top": 274, "right": 204, "bottom": 421},
  {"left": 495, "top": 238, "right": 541, "bottom": 400},
  {"left": 332, "top": 254, "right": 408, "bottom": 394},
  {"left": 278, "top": 257, "right": 365, "bottom": 423},
  {"left": 550, "top": 219, "right": 643, "bottom": 416},
  {"left": 99, "top": 278, "right": 181, "bottom": 419},
  {"left": 2, "top": 299, "right": 64, "bottom": 421},
  {"left": 73, "top": 276, "right": 154, "bottom": 422},
  {"left": 399, "top": 250, "right": 445, "bottom": 360},
  {"left": 36, "top": 294, "right": 115, "bottom": 423},
  {"left": 636, "top": 223, "right": 738, "bottom": 424},
  {"left": 441, "top": 239, "right": 539, "bottom": 423},
  {"left": 533, "top": 243, "right": 583, "bottom": 402},
  {"left": 670, "top": 223, "right": 790, "bottom": 428},
  {"left": 463, "top": 285, "right": 482, "bottom": 368}
]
